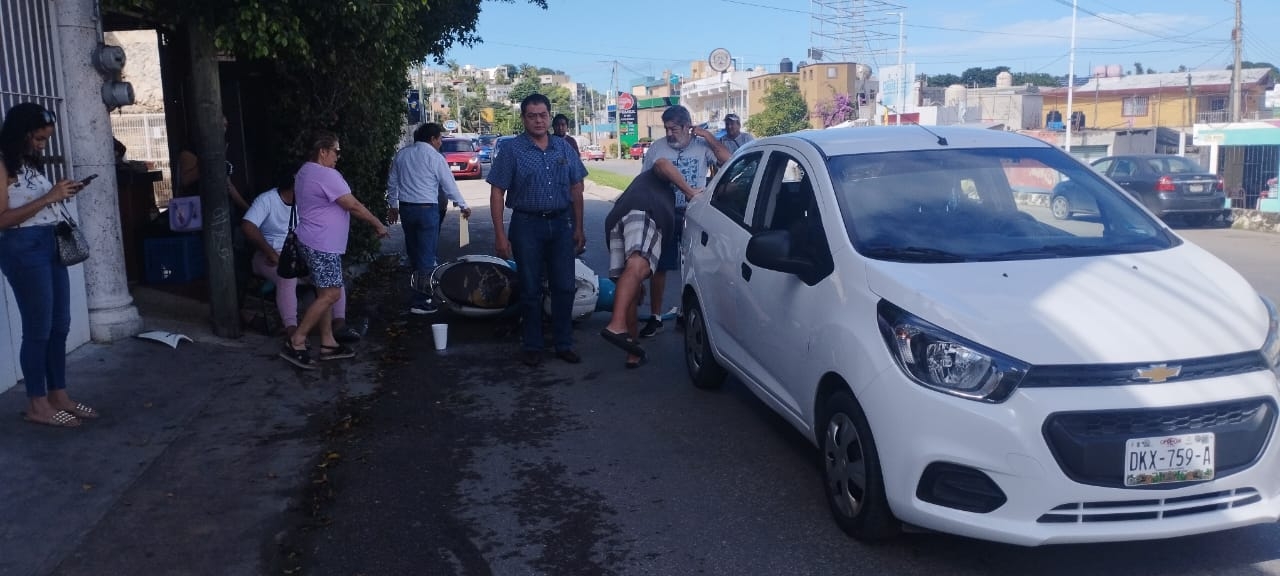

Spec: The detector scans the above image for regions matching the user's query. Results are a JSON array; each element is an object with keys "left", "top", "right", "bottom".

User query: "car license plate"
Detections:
[
  {"left": 451, "top": 165, "right": 460, "bottom": 171},
  {"left": 1189, "top": 184, "right": 1205, "bottom": 193},
  {"left": 1124, "top": 432, "right": 1214, "bottom": 486}
]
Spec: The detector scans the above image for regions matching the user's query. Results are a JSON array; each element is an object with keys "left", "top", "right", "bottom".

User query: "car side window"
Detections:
[
  {"left": 711, "top": 151, "right": 762, "bottom": 227},
  {"left": 1112, "top": 159, "right": 1135, "bottom": 178},
  {"left": 754, "top": 152, "right": 834, "bottom": 275},
  {"left": 1092, "top": 159, "right": 1113, "bottom": 175}
]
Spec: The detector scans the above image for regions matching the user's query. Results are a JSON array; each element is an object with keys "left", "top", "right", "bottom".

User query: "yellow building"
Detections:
[
  {"left": 747, "top": 62, "right": 878, "bottom": 129},
  {"left": 1043, "top": 68, "right": 1273, "bottom": 130}
]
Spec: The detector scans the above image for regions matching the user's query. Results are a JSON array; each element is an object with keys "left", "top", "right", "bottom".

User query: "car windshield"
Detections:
[
  {"left": 441, "top": 140, "right": 475, "bottom": 153},
  {"left": 478, "top": 135, "right": 496, "bottom": 146},
  {"left": 829, "top": 147, "right": 1179, "bottom": 263}
]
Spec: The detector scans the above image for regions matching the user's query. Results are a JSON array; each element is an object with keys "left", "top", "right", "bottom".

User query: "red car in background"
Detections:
[
  {"left": 581, "top": 145, "right": 606, "bottom": 162},
  {"left": 441, "top": 137, "right": 481, "bottom": 179},
  {"left": 629, "top": 141, "right": 650, "bottom": 160}
]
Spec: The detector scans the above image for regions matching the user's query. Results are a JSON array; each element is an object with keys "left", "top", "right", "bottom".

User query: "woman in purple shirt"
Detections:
[{"left": 280, "top": 130, "right": 388, "bottom": 370}]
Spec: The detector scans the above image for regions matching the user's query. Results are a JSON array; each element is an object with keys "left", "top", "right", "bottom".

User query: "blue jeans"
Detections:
[
  {"left": 509, "top": 212, "right": 575, "bottom": 353},
  {"left": 400, "top": 203, "right": 440, "bottom": 307},
  {"left": 0, "top": 225, "right": 70, "bottom": 398}
]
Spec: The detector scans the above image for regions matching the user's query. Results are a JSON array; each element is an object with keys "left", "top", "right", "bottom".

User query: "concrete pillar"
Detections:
[{"left": 56, "top": 0, "right": 142, "bottom": 341}]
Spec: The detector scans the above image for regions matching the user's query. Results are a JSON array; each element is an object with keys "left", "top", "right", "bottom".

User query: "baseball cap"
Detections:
[{"left": 724, "top": 114, "right": 740, "bottom": 123}]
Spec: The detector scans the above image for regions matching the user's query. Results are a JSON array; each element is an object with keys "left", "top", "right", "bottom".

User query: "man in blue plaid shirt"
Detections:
[{"left": 486, "top": 93, "right": 588, "bottom": 367}]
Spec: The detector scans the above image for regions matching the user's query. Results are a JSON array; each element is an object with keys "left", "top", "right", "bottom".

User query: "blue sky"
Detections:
[{"left": 442, "top": 0, "right": 1279, "bottom": 91}]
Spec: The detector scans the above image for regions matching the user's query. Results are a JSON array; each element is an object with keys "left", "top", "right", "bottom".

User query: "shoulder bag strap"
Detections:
[{"left": 288, "top": 202, "right": 298, "bottom": 232}]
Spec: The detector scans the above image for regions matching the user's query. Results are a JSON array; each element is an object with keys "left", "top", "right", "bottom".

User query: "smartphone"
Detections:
[{"left": 78, "top": 174, "right": 98, "bottom": 186}]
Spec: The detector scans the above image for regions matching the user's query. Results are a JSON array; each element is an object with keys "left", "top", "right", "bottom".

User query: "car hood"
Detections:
[{"left": 864, "top": 243, "right": 1269, "bottom": 365}]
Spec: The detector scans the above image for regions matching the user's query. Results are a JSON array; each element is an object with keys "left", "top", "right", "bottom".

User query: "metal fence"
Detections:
[
  {"left": 0, "top": 0, "right": 69, "bottom": 181},
  {"left": 110, "top": 112, "right": 174, "bottom": 206}
]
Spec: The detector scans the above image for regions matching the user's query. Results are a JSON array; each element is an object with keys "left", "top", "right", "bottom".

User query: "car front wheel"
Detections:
[
  {"left": 821, "top": 390, "right": 899, "bottom": 541},
  {"left": 1050, "top": 194, "right": 1072, "bottom": 220},
  {"left": 684, "top": 296, "right": 726, "bottom": 389}
]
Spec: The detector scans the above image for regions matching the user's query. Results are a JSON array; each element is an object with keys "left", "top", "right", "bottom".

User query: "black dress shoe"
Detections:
[
  {"left": 555, "top": 349, "right": 582, "bottom": 364},
  {"left": 520, "top": 350, "right": 542, "bottom": 367}
]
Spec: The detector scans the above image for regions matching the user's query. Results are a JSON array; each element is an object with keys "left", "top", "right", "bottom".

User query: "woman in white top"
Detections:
[{"left": 0, "top": 103, "right": 95, "bottom": 428}]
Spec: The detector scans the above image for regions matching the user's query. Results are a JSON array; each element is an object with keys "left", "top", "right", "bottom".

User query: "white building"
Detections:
[
  {"left": 486, "top": 84, "right": 513, "bottom": 104},
  {"left": 680, "top": 69, "right": 762, "bottom": 129}
]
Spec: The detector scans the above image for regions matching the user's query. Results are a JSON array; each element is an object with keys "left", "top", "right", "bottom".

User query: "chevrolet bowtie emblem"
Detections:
[{"left": 1133, "top": 364, "right": 1182, "bottom": 383}]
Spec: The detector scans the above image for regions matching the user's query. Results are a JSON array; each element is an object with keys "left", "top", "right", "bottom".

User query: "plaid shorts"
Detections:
[
  {"left": 300, "top": 243, "right": 344, "bottom": 288},
  {"left": 607, "top": 210, "right": 662, "bottom": 279}
]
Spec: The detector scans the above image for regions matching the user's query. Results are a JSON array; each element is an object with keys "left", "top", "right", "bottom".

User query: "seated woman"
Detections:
[{"left": 241, "top": 172, "right": 360, "bottom": 342}]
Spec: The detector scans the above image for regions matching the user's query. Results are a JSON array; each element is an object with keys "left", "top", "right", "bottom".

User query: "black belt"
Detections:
[
  {"left": 513, "top": 208, "right": 567, "bottom": 219},
  {"left": 399, "top": 201, "right": 437, "bottom": 207}
]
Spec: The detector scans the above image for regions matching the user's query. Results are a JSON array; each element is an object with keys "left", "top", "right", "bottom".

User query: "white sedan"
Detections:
[{"left": 679, "top": 126, "right": 1280, "bottom": 546}]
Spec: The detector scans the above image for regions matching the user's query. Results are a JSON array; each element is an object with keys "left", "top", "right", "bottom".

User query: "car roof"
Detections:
[{"left": 765, "top": 126, "right": 1054, "bottom": 157}]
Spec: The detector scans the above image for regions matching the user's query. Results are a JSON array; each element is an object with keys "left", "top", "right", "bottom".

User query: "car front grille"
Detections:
[
  {"left": 1043, "top": 398, "right": 1276, "bottom": 489},
  {"left": 1021, "top": 351, "right": 1268, "bottom": 388},
  {"left": 1037, "top": 487, "right": 1262, "bottom": 523}
]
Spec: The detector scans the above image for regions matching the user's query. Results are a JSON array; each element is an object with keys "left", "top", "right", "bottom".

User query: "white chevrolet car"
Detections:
[{"left": 679, "top": 126, "right": 1280, "bottom": 546}]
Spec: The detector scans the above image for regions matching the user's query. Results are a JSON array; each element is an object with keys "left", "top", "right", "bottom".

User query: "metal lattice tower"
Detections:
[{"left": 808, "top": 0, "right": 902, "bottom": 66}]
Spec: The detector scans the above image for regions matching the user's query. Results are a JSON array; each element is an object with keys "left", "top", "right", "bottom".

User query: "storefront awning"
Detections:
[{"left": 1194, "top": 120, "right": 1280, "bottom": 146}]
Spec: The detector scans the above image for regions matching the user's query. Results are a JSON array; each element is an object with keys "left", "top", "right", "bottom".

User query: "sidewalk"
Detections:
[
  {"left": 0, "top": 177, "right": 623, "bottom": 576},
  {"left": 0, "top": 275, "right": 385, "bottom": 576}
]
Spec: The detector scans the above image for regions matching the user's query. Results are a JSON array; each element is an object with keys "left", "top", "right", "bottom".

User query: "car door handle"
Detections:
[
  {"left": 741, "top": 262, "right": 752, "bottom": 281},
  {"left": 700, "top": 231, "right": 708, "bottom": 246}
]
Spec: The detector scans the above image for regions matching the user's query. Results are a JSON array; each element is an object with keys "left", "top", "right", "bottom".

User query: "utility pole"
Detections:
[
  {"left": 611, "top": 61, "right": 621, "bottom": 159},
  {"left": 894, "top": 11, "right": 905, "bottom": 125},
  {"left": 1064, "top": 0, "right": 1078, "bottom": 153},
  {"left": 1230, "top": 0, "right": 1243, "bottom": 122},
  {"left": 1182, "top": 73, "right": 1193, "bottom": 156}
]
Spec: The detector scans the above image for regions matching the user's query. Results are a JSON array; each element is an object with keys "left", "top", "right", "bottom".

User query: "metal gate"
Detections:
[{"left": 0, "top": 0, "right": 75, "bottom": 391}]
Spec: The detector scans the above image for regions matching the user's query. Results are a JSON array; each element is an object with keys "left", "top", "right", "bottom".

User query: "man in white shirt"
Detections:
[
  {"left": 638, "top": 105, "right": 731, "bottom": 338},
  {"left": 719, "top": 113, "right": 754, "bottom": 153},
  {"left": 387, "top": 123, "right": 472, "bottom": 314}
]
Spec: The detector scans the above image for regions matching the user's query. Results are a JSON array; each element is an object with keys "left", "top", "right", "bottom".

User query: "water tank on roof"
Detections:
[
  {"left": 996, "top": 71, "right": 1013, "bottom": 88},
  {"left": 1093, "top": 65, "right": 1107, "bottom": 78},
  {"left": 855, "top": 63, "right": 873, "bottom": 80},
  {"left": 1106, "top": 64, "right": 1123, "bottom": 78},
  {"left": 944, "top": 84, "right": 967, "bottom": 107},
  {"left": 780, "top": 58, "right": 794, "bottom": 73}
]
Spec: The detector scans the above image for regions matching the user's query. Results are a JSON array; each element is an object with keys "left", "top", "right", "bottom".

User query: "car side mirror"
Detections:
[{"left": 746, "top": 230, "right": 815, "bottom": 277}]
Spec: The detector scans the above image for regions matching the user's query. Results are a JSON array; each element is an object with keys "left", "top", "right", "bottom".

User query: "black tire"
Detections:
[
  {"left": 683, "top": 296, "right": 726, "bottom": 389},
  {"left": 1050, "top": 194, "right": 1072, "bottom": 220},
  {"left": 820, "top": 390, "right": 900, "bottom": 541}
]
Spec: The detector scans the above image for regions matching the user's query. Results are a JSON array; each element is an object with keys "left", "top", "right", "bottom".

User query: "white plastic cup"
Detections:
[{"left": 431, "top": 323, "right": 448, "bottom": 351}]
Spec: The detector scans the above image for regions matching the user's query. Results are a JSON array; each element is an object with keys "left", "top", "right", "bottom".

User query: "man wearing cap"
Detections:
[{"left": 719, "top": 113, "right": 754, "bottom": 153}]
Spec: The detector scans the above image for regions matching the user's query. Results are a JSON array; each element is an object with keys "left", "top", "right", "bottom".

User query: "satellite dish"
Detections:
[{"left": 709, "top": 48, "right": 732, "bottom": 73}]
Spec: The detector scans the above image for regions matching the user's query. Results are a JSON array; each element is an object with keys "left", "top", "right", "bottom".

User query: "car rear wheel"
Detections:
[
  {"left": 821, "top": 390, "right": 899, "bottom": 541},
  {"left": 684, "top": 296, "right": 726, "bottom": 389},
  {"left": 1050, "top": 195, "right": 1072, "bottom": 220}
]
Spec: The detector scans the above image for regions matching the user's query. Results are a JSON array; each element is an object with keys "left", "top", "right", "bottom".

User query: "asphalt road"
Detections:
[{"left": 292, "top": 175, "right": 1280, "bottom": 576}]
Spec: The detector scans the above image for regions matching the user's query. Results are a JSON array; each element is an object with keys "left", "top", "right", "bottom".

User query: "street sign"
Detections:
[
  {"left": 618, "top": 92, "right": 635, "bottom": 111},
  {"left": 709, "top": 48, "right": 732, "bottom": 72},
  {"left": 444, "top": 119, "right": 459, "bottom": 131}
]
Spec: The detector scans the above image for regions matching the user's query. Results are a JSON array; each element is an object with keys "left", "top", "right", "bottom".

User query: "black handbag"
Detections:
[
  {"left": 277, "top": 203, "right": 309, "bottom": 279},
  {"left": 53, "top": 202, "right": 90, "bottom": 266}
]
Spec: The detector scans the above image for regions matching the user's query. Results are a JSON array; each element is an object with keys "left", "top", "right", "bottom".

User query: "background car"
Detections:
[
  {"left": 476, "top": 134, "right": 497, "bottom": 163},
  {"left": 581, "top": 144, "right": 605, "bottom": 162},
  {"left": 629, "top": 141, "right": 651, "bottom": 160},
  {"left": 440, "top": 137, "right": 481, "bottom": 179},
  {"left": 490, "top": 135, "right": 517, "bottom": 163},
  {"left": 679, "top": 126, "right": 1280, "bottom": 547},
  {"left": 1089, "top": 154, "right": 1228, "bottom": 226}
]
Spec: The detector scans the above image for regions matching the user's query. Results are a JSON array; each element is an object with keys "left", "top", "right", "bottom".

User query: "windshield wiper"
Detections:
[
  {"left": 986, "top": 243, "right": 1160, "bottom": 260},
  {"left": 860, "top": 245, "right": 968, "bottom": 262}
]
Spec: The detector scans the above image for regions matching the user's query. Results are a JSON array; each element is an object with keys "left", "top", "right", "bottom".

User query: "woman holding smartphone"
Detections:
[{"left": 0, "top": 103, "right": 96, "bottom": 428}]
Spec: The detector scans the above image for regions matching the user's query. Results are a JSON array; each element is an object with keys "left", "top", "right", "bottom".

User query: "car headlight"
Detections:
[
  {"left": 877, "top": 300, "right": 1029, "bottom": 403},
  {"left": 469, "top": 157, "right": 479, "bottom": 164},
  {"left": 1261, "top": 296, "right": 1280, "bottom": 378}
]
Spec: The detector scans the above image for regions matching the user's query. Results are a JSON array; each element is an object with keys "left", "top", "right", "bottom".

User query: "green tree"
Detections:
[
  {"left": 959, "top": 66, "right": 1010, "bottom": 87},
  {"left": 508, "top": 75, "right": 543, "bottom": 105},
  {"left": 1011, "top": 72, "right": 1060, "bottom": 87},
  {"left": 101, "top": 0, "right": 548, "bottom": 261},
  {"left": 746, "top": 78, "right": 809, "bottom": 137},
  {"left": 926, "top": 73, "right": 963, "bottom": 87}
]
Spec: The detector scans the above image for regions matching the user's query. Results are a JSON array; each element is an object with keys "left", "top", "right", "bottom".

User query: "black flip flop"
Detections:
[{"left": 600, "top": 329, "right": 645, "bottom": 357}]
